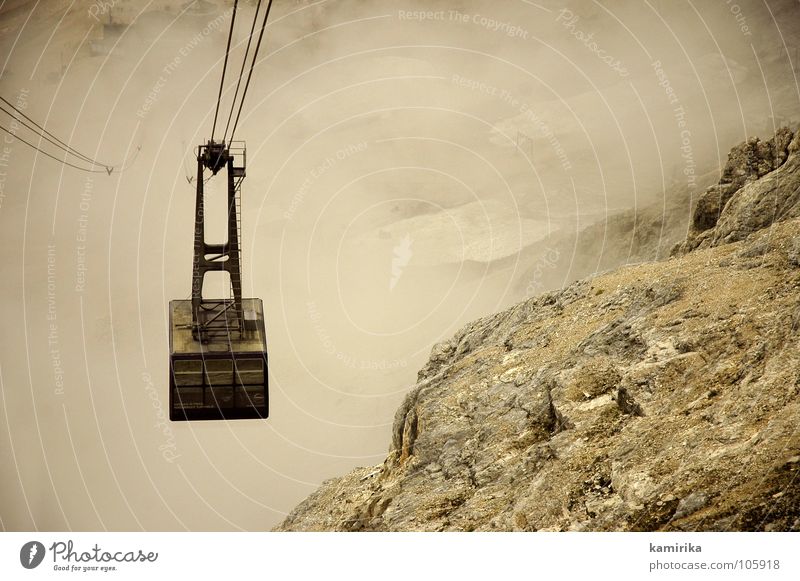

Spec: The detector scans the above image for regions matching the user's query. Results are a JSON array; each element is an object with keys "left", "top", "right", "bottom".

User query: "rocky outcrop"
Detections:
[
  {"left": 678, "top": 127, "right": 799, "bottom": 252},
  {"left": 276, "top": 130, "right": 800, "bottom": 532}
]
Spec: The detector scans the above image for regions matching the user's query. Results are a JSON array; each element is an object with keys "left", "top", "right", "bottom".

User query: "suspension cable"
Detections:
[
  {"left": 0, "top": 104, "right": 104, "bottom": 167},
  {"left": 222, "top": 0, "right": 263, "bottom": 145},
  {"left": 210, "top": 0, "right": 239, "bottom": 142},
  {"left": 0, "top": 124, "right": 112, "bottom": 173},
  {"left": 0, "top": 96, "right": 109, "bottom": 168},
  {"left": 228, "top": 0, "right": 273, "bottom": 143}
]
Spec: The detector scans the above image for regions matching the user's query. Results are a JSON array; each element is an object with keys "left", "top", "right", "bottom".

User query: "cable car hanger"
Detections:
[{"left": 168, "top": 0, "right": 274, "bottom": 422}]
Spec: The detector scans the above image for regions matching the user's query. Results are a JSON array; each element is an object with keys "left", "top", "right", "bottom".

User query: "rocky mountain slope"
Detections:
[{"left": 277, "top": 127, "right": 800, "bottom": 532}]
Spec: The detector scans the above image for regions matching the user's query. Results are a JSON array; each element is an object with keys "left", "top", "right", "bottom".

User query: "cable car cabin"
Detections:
[
  {"left": 169, "top": 298, "right": 268, "bottom": 421},
  {"left": 168, "top": 139, "right": 267, "bottom": 421},
  {"left": 167, "top": 0, "right": 279, "bottom": 422}
]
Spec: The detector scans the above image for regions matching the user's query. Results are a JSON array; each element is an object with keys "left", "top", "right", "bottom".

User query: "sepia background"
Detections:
[{"left": 1, "top": 0, "right": 799, "bottom": 530}]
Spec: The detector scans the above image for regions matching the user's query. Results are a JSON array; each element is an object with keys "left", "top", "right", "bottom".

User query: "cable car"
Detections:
[
  {"left": 169, "top": 140, "right": 268, "bottom": 421},
  {"left": 169, "top": 0, "right": 275, "bottom": 421}
]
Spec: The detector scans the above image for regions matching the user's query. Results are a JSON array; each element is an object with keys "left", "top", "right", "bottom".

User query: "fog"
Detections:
[{"left": 1, "top": 0, "right": 798, "bottom": 530}]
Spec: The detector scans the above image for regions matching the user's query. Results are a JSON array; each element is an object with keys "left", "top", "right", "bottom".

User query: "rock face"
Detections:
[
  {"left": 678, "top": 127, "right": 800, "bottom": 252},
  {"left": 276, "top": 128, "right": 800, "bottom": 532}
]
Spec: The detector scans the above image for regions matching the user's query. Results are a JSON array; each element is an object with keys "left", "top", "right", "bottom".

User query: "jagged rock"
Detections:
[
  {"left": 678, "top": 126, "right": 799, "bottom": 253},
  {"left": 711, "top": 160, "right": 800, "bottom": 245},
  {"left": 691, "top": 183, "right": 739, "bottom": 232},
  {"left": 615, "top": 386, "right": 643, "bottom": 417},
  {"left": 277, "top": 134, "right": 800, "bottom": 532},
  {"left": 720, "top": 128, "right": 794, "bottom": 185}
]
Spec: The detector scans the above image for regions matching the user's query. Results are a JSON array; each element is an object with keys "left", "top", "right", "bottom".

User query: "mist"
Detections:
[{"left": 1, "top": 0, "right": 798, "bottom": 530}]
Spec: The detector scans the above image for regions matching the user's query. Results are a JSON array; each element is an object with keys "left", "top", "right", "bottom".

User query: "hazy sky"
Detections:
[{"left": 1, "top": 0, "right": 798, "bottom": 531}]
